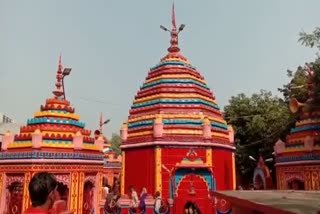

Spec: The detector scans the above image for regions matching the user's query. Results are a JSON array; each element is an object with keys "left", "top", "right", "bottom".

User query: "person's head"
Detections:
[
  {"left": 28, "top": 172, "right": 58, "bottom": 210},
  {"left": 141, "top": 187, "right": 147, "bottom": 194},
  {"left": 155, "top": 191, "right": 160, "bottom": 198}
]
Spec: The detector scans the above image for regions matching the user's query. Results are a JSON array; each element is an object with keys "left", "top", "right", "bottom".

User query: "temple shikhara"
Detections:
[
  {"left": 3, "top": 3, "right": 320, "bottom": 214},
  {"left": 118, "top": 4, "right": 236, "bottom": 214}
]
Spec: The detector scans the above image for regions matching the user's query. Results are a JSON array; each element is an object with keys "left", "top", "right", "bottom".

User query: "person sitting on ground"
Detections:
[{"left": 24, "top": 172, "right": 73, "bottom": 214}]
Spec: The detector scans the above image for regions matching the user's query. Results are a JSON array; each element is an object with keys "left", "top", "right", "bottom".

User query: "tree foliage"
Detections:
[
  {"left": 109, "top": 133, "right": 121, "bottom": 155},
  {"left": 224, "top": 90, "right": 293, "bottom": 184},
  {"left": 278, "top": 66, "right": 308, "bottom": 103},
  {"left": 299, "top": 27, "right": 320, "bottom": 50}
]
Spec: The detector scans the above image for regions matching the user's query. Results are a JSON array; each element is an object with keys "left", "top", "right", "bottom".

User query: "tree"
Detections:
[
  {"left": 224, "top": 90, "right": 293, "bottom": 185},
  {"left": 278, "top": 66, "right": 308, "bottom": 103},
  {"left": 109, "top": 133, "right": 121, "bottom": 155},
  {"left": 299, "top": 27, "right": 320, "bottom": 50}
]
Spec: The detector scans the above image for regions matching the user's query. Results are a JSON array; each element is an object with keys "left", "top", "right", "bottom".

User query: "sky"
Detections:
[{"left": 1, "top": 0, "right": 320, "bottom": 137}]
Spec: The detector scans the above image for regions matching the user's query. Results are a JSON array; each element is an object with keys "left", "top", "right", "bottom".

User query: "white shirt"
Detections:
[{"left": 155, "top": 197, "right": 162, "bottom": 213}]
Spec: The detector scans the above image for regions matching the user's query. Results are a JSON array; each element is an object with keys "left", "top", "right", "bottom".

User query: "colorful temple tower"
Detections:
[
  {"left": 120, "top": 5, "right": 236, "bottom": 214},
  {"left": 274, "top": 65, "right": 320, "bottom": 190},
  {"left": 0, "top": 57, "right": 106, "bottom": 214}
]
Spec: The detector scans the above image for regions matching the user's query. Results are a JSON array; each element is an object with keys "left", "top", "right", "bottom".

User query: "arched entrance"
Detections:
[
  {"left": 174, "top": 168, "right": 214, "bottom": 214},
  {"left": 253, "top": 169, "right": 265, "bottom": 190},
  {"left": 288, "top": 179, "right": 305, "bottom": 190},
  {"left": 83, "top": 181, "right": 95, "bottom": 214},
  {"left": 285, "top": 174, "right": 305, "bottom": 190},
  {"left": 6, "top": 181, "right": 23, "bottom": 214}
]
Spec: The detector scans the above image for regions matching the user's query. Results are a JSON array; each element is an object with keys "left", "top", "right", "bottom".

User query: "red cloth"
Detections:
[{"left": 24, "top": 207, "right": 50, "bottom": 214}]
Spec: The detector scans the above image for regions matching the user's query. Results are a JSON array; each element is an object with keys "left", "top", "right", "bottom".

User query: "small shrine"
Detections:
[
  {"left": 117, "top": 4, "right": 236, "bottom": 214},
  {"left": 274, "top": 64, "right": 320, "bottom": 190},
  {"left": 0, "top": 56, "right": 106, "bottom": 214}
]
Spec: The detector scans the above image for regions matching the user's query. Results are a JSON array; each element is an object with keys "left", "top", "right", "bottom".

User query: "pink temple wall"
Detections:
[
  {"left": 124, "top": 148, "right": 155, "bottom": 195},
  {"left": 212, "top": 149, "right": 234, "bottom": 190}
]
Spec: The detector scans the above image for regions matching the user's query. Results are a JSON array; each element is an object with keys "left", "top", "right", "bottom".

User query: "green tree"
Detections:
[
  {"left": 224, "top": 90, "right": 292, "bottom": 185},
  {"left": 298, "top": 27, "right": 320, "bottom": 106},
  {"left": 278, "top": 66, "right": 308, "bottom": 103},
  {"left": 109, "top": 133, "right": 121, "bottom": 155},
  {"left": 299, "top": 27, "right": 320, "bottom": 50}
]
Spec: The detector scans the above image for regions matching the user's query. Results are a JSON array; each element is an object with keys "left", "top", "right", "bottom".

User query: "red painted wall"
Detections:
[
  {"left": 161, "top": 148, "right": 207, "bottom": 198},
  {"left": 124, "top": 148, "right": 155, "bottom": 194},
  {"left": 213, "top": 149, "right": 234, "bottom": 190}
]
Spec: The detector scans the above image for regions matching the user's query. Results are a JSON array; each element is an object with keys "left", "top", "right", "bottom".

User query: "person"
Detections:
[
  {"left": 139, "top": 187, "right": 147, "bottom": 210},
  {"left": 103, "top": 183, "right": 109, "bottom": 198},
  {"left": 24, "top": 172, "right": 73, "bottom": 214},
  {"left": 129, "top": 186, "right": 139, "bottom": 209},
  {"left": 154, "top": 191, "right": 162, "bottom": 213}
]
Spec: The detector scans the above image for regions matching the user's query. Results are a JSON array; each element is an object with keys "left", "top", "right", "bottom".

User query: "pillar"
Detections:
[
  {"left": 205, "top": 148, "right": 212, "bottom": 167},
  {"left": 155, "top": 147, "right": 162, "bottom": 193},
  {"left": 97, "top": 172, "right": 104, "bottom": 212},
  {"left": 69, "top": 172, "right": 80, "bottom": 213},
  {"left": 0, "top": 172, "right": 5, "bottom": 214},
  {"left": 77, "top": 172, "right": 85, "bottom": 214},
  {"left": 121, "top": 151, "right": 125, "bottom": 195},
  {"left": 232, "top": 152, "right": 236, "bottom": 190},
  {"left": 22, "top": 172, "right": 32, "bottom": 213}
]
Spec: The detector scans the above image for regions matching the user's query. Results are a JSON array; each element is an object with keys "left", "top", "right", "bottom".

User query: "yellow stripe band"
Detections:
[{"left": 34, "top": 111, "right": 80, "bottom": 120}]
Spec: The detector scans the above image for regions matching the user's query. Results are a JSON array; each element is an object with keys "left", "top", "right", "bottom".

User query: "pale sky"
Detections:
[{"left": 1, "top": 0, "right": 319, "bottom": 137}]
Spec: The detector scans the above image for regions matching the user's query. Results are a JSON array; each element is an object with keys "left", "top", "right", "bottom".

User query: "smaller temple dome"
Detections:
[
  {"left": 0, "top": 56, "right": 104, "bottom": 162},
  {"left": 275, "top": 64, "right": 320, "bottom": 165}
]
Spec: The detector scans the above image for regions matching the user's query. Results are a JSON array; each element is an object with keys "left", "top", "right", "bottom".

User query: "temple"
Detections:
[
  {"left": 118, "top": 4, "right": 236, "bottom": 214},
  {"left": 274, "top": 65, "right": 320, "bottom": 190},
  {"left": 0, "top": 57, "right": 111, "bottom": 214}
]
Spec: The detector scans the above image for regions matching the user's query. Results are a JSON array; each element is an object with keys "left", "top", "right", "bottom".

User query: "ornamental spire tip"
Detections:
[
  {"left": 160, "top": 2, "right": 185, "bottom": 53},
  {"left": 52, "top": 54, "right": 64, "bottom": 98}
]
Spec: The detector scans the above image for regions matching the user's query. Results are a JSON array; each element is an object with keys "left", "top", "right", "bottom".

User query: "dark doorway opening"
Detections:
[{"left": 184, "top": 201, "right": 201, "bottom": 214}]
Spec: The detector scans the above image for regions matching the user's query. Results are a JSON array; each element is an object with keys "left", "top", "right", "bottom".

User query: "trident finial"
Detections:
[
  {"left": 52, "top": 54, "right": 64, "bottom": 98},
  {"left": 52, "top": 54, "right": 72, "bottom": 99},
  {"left": 160, "top": 2, "right": 185, "bottom": 53}
]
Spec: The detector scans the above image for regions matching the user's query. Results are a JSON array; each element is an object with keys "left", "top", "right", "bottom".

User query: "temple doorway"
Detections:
[
  {"left": 82, "top": 181, "right": 95, "bottom": 214},
  {"left": 174, "top": 169, "right": 213, "bottom": 214},
  {"left": 288, "top": 179, "right": 305, "bottom": 190},
  {"left": 6, "top": 181, "right": 23, "bottom": 214},
  {"left": 183, "top": 201, "right": 201, "bottom": 214}
]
